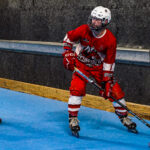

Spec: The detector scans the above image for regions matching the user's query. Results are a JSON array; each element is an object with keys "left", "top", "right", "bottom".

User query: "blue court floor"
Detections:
[{"left": 0, "top": 87, "right": 150, "bottom": 150}]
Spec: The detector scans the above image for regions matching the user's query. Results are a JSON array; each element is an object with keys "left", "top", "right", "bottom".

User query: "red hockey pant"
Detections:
[{"left": 68, "top": 62, "right": 127, "bottom": 117}]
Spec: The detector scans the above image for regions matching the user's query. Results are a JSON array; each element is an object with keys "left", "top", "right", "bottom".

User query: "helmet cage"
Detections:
[
  {"left": 87, "top": 16, "right": 108, "bottom": 36},
  {"left": 88, "top": 6, "right": 111, "bottom": 36}
]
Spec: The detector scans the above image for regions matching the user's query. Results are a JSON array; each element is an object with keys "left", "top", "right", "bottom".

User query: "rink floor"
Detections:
[{"left": 0, "top": 88, "right": 150, "bottom": 150}]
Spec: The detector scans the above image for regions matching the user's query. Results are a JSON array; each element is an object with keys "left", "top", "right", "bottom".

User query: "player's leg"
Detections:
[
  {"left": 91, "top": 67, "right": 136, "bottom": 130},
  {"left": 110, "top": 82, "right": 136, "bottom": 130},
  {"left": 68, "top": 72, "right": 87, "bottom": 132}
]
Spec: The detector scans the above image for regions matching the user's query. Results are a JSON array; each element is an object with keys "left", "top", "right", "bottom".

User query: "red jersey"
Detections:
[{"left": 63, "top": 24, "right": 116, "bottom": 72}]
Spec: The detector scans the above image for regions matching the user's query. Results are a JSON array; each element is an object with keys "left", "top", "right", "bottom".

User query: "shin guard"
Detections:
[{"left": 68, "top": 96, "right": 82, "bottom": 117}]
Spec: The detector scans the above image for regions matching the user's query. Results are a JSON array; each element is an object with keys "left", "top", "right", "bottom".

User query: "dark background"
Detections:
[{"left": 0, "top": 0, "right": 150, "bottom": 48}]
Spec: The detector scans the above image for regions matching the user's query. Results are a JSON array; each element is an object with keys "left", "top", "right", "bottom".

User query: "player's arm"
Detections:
[{"left": 62, "top": 25, "right": 85, "bottom": 71}]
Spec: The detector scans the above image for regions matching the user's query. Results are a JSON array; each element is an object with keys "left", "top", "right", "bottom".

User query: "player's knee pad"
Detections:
[
  {"left": 112, "top": 82, "right": 125, "bottom": 99},
  {"left": 108, "top": 82, "right": 125, "bottom": 102},
  {"left": 69, "top": 78, "right": 86, "bottom": 96},
  {"left": 69, "top": 71, "right": 87, "bottom": 96},
  {"left": 70, "top": 89, "right": 85, "bottom": 96}
]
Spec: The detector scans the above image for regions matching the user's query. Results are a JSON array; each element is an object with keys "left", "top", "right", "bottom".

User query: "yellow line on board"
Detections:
[{"left": 0, "top": 77, "right": 149, "bottom": 120}]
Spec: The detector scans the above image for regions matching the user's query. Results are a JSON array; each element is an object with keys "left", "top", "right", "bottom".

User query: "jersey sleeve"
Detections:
[
  {"left": 63, "top": 25, "right": 87, "bottom": 51},
  {"left": 103, "top": 36, "right": 117, "bottom": 73}
]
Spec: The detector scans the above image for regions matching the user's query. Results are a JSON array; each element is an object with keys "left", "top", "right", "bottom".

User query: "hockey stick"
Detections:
[{"left": 74, "top": 67, "right": 150, "bottom": 128}]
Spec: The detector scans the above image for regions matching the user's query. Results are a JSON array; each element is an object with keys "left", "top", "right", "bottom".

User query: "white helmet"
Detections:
[
  {"left": 88, "top": 6, "right": 111, "bottom": 35},
  {"left": 91, "top": 6, "right": 111, "bottom": 25}
]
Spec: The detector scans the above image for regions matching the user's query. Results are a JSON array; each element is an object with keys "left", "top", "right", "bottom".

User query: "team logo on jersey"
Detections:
[
  {"left": 83, "top": 45, "right": 96, "bottom": 54},
  {"left": 77, "top": 45, "right": 103, "bottom": 67}
]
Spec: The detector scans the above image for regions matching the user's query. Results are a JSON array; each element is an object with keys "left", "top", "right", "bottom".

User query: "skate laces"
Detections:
[
  {"left": 121, "top": 117, "right": 132, "bottom": 126},
  {"left": 69, "top": 117, "right": 80, "bottom": 127}
]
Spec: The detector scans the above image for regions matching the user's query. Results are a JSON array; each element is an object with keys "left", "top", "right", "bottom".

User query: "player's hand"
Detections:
[
  {"left": 99, "top": 71, "right": 113, "bottom": 99},
  {"left": 62, "top": 50, "right": 76, "bottom": 71}
]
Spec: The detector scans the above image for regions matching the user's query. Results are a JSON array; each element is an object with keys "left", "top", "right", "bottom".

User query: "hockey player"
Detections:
[{"left": 62, "top": 6, "right": 137, "bottom": 135}]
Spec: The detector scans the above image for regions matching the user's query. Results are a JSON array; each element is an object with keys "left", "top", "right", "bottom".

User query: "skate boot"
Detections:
[
  {"left": 120, "top": 116, "right": 137, "bottom": 133},
  {"left": 69, "top": 117, "right": 80, "bottom": 137}
]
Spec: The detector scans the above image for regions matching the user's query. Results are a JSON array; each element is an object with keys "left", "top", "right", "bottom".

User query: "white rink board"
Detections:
[{"left": 0, "top": 40, "right": 149, "bottom": 65}]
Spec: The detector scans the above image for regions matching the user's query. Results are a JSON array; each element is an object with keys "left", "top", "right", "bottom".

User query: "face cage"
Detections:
[{"left": 87, "top": 16, "right": 107, "bottom": 35}]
